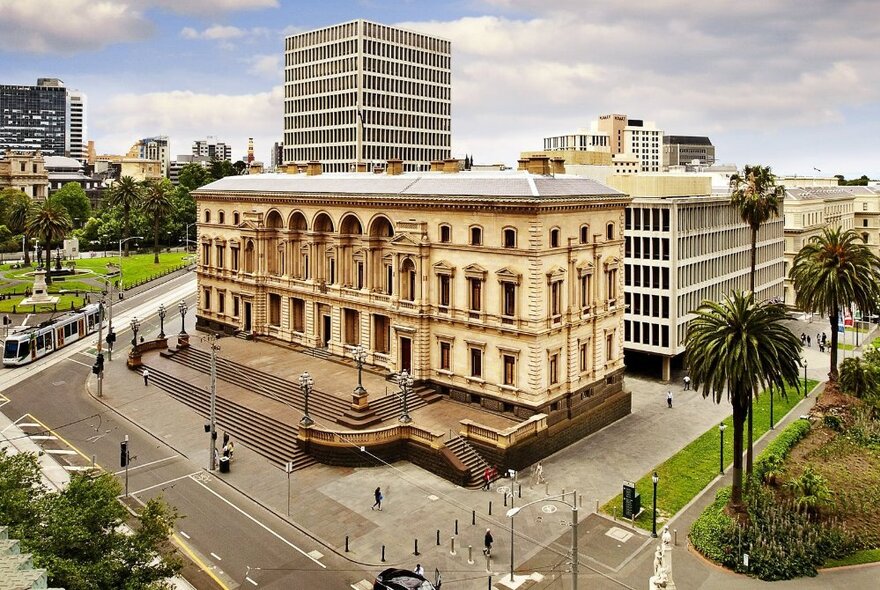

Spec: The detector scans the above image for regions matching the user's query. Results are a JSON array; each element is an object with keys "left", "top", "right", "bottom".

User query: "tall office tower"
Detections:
[
  {"left": 284, "top": 19, "right": 452, "bottom": 172},
  {"left": 192, "top": 136, "right": 232, "bottom": 161},
  {"left": 595, "top": 114, "right": 664, "bottom": 173},
  {"left": 0, "top": 78, "right": 69, "bottom": 156},
  {"left": 67, "top": 90, "right": 87, "bottom": 163},
  {"left": 131, "top": 135, "right": 171, "bottom": 178}
]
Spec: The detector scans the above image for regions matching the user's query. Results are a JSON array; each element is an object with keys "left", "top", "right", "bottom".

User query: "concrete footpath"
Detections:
[{"left": 86, "top": 325, "right": 880, "bottom": 590}]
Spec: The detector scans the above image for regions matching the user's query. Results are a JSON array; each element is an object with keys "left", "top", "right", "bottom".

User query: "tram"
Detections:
[{"left": 2, "top": 303, "right": 102, "bottom": 367}]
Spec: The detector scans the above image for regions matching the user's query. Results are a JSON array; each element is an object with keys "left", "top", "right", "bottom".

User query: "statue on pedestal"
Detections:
[{"left": 649, "top": 526, "right": 675, "bottom": 590}]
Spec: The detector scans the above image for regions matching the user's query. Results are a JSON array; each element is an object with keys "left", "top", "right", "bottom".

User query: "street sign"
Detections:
[{"left": 622, "top": 481, "right": 641, "bottom": 519}]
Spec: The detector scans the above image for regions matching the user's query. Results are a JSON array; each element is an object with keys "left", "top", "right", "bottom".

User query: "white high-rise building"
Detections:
[
  {"left": 593, "top": 114, "right": 664, "bottom": 173},
  {"left": 67, "top": 90, "right": 86, "bottom": 163},
  {"left": 193, "top": 137, "right": 232, "bottom": 161},
  {"left": 283, "top": 19, "right": 452, "bottom": 172}
]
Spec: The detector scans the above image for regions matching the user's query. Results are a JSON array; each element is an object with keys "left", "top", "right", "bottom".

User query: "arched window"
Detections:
[
  {"left": 218, "top": 211, "right": 225, "bottom": 224},
  {"left": 401, "top": 258, "right": 416, "bottom": 301},
  {"left": 470, "top": 226, "right": 483, "bottom": 246},
  {"left": 549, "top": 227, "right": 560, "bottom": 248},
  {"left": 204, "top": 210, "right": 211, "bottom": 223},
  {"left": 606, "top": 222, "right": 615, "bottom": 240},
  {"left": 580, "top": 225, "right": 589, "bottom": 244},
  {"left": 233, "top": 211, "right": 240, "bottom": 225},
  {"left": 503, "top": 227, "right": 517, "bottom": 248},
  {"left": 439, "top": 224, "right": 451, "bottom": 243}
]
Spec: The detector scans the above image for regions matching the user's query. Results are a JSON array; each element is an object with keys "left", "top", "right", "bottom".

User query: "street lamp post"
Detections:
[
  {"left": 507, "top": 492, "right": 578, "bottom": 590},
  {"left": 397, "top": 369, "right": 413, "bottom": 424},
  {"left": 129, "top": 316, "right": 140, "bottom": 348},
  {"left": 719, "top": 422, "right": 726, "bottom": 474},
  {"left": 769, "top": 382, "right": 775, "bottom": 429},
  {"left": 299, "top": 371, "right": 314, "bottom": 426},
  {"left": 184, "top": 222, "right": 196, "bottom": 253},
  {"left": 178, "top": 300, "right": 188, "bottom": 335},
  {"left": 158, "top": 304, "right": 166, "bottom": 339},
  {"left": 352, "top": 344, "right": 367, "bottom": 395},
  {"left": 651, "top": 471, "right": 659, "bottom": 538},
  {"left": 803, "top": 358, "right": 808, "bottom": 398}
]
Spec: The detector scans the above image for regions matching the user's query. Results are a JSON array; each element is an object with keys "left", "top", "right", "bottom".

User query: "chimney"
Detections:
[
  {"left": 442, "top": 158, "right": 461, "bottom": 173},
  {"left": 551, "top": 157, "right": 566, "bottom": 175},
  {"left": 283, "top": 163, "right": 299, "bottom": 174},
  {"left": 386, "top": 158, "right": 404, "bottom": 176},
  {"left": 526, "top": 155, "right": 552, "bottom": 175},
  {"left": 356, "top": 162, "right": 368, "bottom": 173},
  {"left": 296, "top": 163, "right": 308, "bottom": 174},
  {"left": 517, "top": 158, "right": 529, "bottom": 171},
  {"left": 430, "top": 160, "right": 444, "bottom": 172},
  {"left": 306, "top": 161, "right": 322, "bottom": 176}
]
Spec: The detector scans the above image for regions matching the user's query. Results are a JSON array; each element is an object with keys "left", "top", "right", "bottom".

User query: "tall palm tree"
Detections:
[
  {"left": 109, "top": 176, "right": 142, "bottom": 257},
  {"left": 7, "top": 192, "right": 34, "bottom": 266},
  {"left": 685, "top": 291, "right": 801, "bottom": 511},
  {"left": 791, "top": 227, "right": 880, "bottom": 381},
  {"left": 25, "top": 201, "right": 72, "bottom": 285},
  {"left": 141, "top": 179, "right": 174, "bottom": 264},
  {"left": 839, "top": 357, "right": 879, "bottom": 400},
  {"left": 729, "top": 164, "right": 785, "bottom": 477}
]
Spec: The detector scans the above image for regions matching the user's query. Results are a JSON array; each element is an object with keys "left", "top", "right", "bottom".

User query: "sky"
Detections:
[{"left": 1, "top": 0, "right": 878, "bottom": 178}]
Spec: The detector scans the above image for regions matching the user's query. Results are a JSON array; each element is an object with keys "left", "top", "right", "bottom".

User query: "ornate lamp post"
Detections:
[
  {"left": 178, "top": 300, "right": 188, "bottom": 335},
  {"left": 651, "top": 471, "right": 659, "bottom": 538},
  {"left": 769, "top": 382, "right": 775, "bottom": 429},
  {"left": 158, "top": 303, "right": 166, "bottom": 339},
  {"left": 352, "top": 344, "right": 367, "bottom": 396},
  {"left": 719, "top": 422, "right": 726, "bottom": 475},
  {"left": 130, "top": 316, "right": 141, "bottom": 347},
  {"left": 803, "top": 358, "right": 808, "bottom": 398},
  {"left": 397, "top": 369, "right": 413, "bottom": 424},
  {"left": 299, "top": 371, "right": 314, "bottom": 426}
]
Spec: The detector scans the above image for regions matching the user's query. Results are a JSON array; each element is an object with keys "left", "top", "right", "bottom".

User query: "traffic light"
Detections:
[
  {"left": 106, "top": 331, "right": 116, "bottom": 348},
  {"left": 120, "top": 440, "right": 128, "bottom": 467},
  {"left": 92, "top": 353, "right": 104, "bottom": 375}
]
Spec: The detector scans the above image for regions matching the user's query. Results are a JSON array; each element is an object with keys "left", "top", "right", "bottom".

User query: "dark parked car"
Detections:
[{"left": 373, "top": 568, "right": 441, "bottom": 590}]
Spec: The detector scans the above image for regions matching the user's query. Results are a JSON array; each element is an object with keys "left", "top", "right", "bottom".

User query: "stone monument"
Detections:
[
  {"left": 20, "top": 268, "right": 59, "bottom": 305},
  {"left": 648, "top": 526, "right": 675, "bottom": 590}
]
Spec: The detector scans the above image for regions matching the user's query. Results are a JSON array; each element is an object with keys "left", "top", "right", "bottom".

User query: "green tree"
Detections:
[
  {"left": 141, "top": 179, "right": 174, "bottom": 263},
  {"left": 25, "top": 200, "right": 72, "bottom": 283},
  {"left": 0, "top": 449, "right": 44, "bottom": 541},
  {"left": 839, "top": 356, "right": 879, "bottom": 399},
  {"left": 685, "top": 291, "right": 802, "bottom": 511},
  {"left": 5, "top": 189, "right": 34, "bottom": 265},
  {"left": 790, "top": 227, "right": 880, "bottom": 381},
  {"left": 108, "top": 176, "right": 143, "bottom": 257},
  {"left": 784, "top": 466, "right": 834, "bottom": 513},
  {"left": 177, "top": 162, "right": 212, "bottom": 191},
  {"left": 729, "top": 164, "right": 785, "bottom": 477},
  {"left": 232, "top": 160, "right": 247, "bottom": 175},
  {"left": 49, "top": 182, "right": 91, "bottom": 224},
  {"left": 209, "top": 159, "right": 236, "bottom": 180}
]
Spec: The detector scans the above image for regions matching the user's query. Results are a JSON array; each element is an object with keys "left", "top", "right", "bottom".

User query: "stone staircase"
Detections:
[{"left": 444, "top": 435, "right": 498, "bottom": 490}]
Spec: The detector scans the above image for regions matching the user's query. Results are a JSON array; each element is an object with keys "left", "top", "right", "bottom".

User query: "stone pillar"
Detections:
[{"left": 662, "top": 357, "right": 671, "bottom": 382}]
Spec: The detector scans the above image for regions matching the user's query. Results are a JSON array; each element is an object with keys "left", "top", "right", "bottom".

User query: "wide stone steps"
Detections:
[
  {"left": 136, "top": 365, "right": 315, "bottom": 472},
  {"left": 445, "top": 435, "right": 497, "bottom": 490}
]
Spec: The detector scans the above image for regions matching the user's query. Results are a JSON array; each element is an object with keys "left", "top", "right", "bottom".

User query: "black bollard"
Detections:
[
  {"left": 345, "top": 536, "right": 349, "bottom": 552},
  {"left": 518, "top": 484, "right": 522, "bottom": 498},
  {"left": 414, "top": 539, "right": 419, "bottom": 556},
  {"left": 472, "top": 510, "right": 476, "bottom": 525},
  {"left": 455, "top": 519, "right": 459, "bottom": 535},
  {"left": 381, "top": 545, "right": 386, "bottom": 562},
  {"left": 436, "top": 529, "right": 441, "bottom": 545},
  {"left": 503, "top": 493, "right": 508, "bottom": 507},
  {"left": 489, "top": 501, "right": 492, "bottom": 516}
]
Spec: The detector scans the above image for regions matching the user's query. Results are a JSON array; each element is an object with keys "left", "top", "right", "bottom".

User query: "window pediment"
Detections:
[
  {"left": 604, "top": 257, "right": 621, "bottom": 270},
  {"left": 576, "top": 260, "right": 594, "bottom": 277},
  {"left": 545, "top": 265, "right": 566, "bottom": 283},
  {"left": 463, "top": 263, "right": 487, "bottom": 280},
  {"left": 495, "top": 266, "right": 522, "bottom": 285},
  {"left": 390, "top": 233, "right": 420, "bottom": 247},
  {"left": 433, "top": 260, "right": 456, "bottom": 276}
]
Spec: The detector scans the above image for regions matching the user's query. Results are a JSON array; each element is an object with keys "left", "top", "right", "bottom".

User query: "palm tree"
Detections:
[
  {"left": 790, "top": 227, "right": 880, "bottom": 381},
  {"left": 685, "top": 291, "right": 801, "bottom": 511},
  {"left": 25, "top": 201, "right": 72, "bottom": 285},
  {"left": 729, "top": 164, "right": 785, "bottom": 477},
  {"left": 839, "top": 356, "right": 879, "bottom": 399},
  {"left": 8, "top": 193, "right": 34, "bottom": 266},
  {"left": 141, "top": 179, "right": 174, "bottom": 264},
  {"left": 108, "top": 176, "right": 142, "bottom": 257}
]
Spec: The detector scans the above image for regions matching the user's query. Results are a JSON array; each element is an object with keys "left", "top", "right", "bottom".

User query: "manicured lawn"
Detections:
[
  {"left": 0, "top": 295, "right": 86, "bottom": 314},
  {"left": 601, "top": 379, "right": 819, "bottom": 531},
  {"left": 838, "top": 343, "right": 855, "bottom": 350},
  {"left": 825, "top": 548, "right": 880, "bottom": 568},
  {"left": 66, "top": 252, "right": 190, "bottom": 288}
]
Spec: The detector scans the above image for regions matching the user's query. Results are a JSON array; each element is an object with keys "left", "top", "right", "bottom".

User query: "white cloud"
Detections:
[
  {"left": 181, "top": 25, "right": 248, "bottom": 40},
  {"left": 245, "top": 55, "right": 283, "bottom": 79},
  {"left": 147, "top": 0, "right": 278, "bottom": 15},
  {"left": 0, "top": 0, "right": 152, "bottom": 54}
]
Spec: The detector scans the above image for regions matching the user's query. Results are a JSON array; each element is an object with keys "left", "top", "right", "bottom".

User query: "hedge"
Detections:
[{"left": 753, "top": 419, "right": 811, "bottom": 484}]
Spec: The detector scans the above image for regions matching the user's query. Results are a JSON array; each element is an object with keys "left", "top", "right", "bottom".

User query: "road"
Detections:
[{"left": 0, "top": 273, "right": 368, "bottom": 589}]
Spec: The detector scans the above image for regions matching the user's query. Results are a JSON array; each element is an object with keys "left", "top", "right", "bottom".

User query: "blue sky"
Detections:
[{"left": 1, "top": 0, "right": 878, "bottom": 178}]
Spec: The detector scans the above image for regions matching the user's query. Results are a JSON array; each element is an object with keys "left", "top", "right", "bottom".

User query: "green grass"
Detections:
[
  {"left": 0, "top": 295, "right": 86, "bottom": 313},
  {"left": 68, "top": 252, "right": 189, "bottom": 288},
  {"left": 824, "top": 548, "right": 880, "bottom": 568},
  {"left": 838, "top": 343, "right": 856, "bottom": 350},
  {"left": 601, "top": 379, "right": 820, "bottom": 531},
  {"left": 845, "top": 325, "right": 868, "bottom": 333}
]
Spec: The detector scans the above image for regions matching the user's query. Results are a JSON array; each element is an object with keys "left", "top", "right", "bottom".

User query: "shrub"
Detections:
[
  {"left": 754, "top": 419, "right": 811, "bottom": 484},
  {"left": 823, "top": 414, "right": 844, "bottom": 432},
  {"left": 785, "top": 465, "right": 834, "bottom": 513},
  {"left": 689, "top": 487, "right": 735, "bottom": 564}
]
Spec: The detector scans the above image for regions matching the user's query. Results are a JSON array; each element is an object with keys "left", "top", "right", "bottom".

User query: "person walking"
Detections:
[
  {"left": 143, "top": 368, "right": 150, "bottom": 386},
  {"left": 667, "top": 390, "right": 673, "bottom": 408},
  {"left": 414, "top": 564, "right": 424, "bottom": 577},
  {"left": 683, "top": 375, "right": 691, "bottom": 390},
  {"left": 483, "top": 466, "right": 492, "bottom": 491},
  {"left": 483, "top": 528, "right": 494, "bottom": 556},
  {"left": 371, "top": 486, "right": 383, "bottom": 511},
  {"left": 807, "top": 335, "right": 811, "bottom": 347}
]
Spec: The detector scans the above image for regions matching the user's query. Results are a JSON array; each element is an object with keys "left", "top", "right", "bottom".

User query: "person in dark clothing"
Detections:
[
  {"left": 483, "top": 529, "right": 493, "bottom": 556},
  {"left": 372, "top": 486, "right": 383, "bottom": 511}
]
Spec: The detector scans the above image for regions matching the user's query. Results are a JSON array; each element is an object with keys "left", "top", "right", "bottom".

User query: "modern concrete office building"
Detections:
[
  {"left": 193, "top": 137, "right": 232, "bottom": 162},
  {"left": 595, "top": 114, "right": 664, "bottom": 173},
  {"left": 0, "top": 78, "right": 85, "bottom": 159},
  {"left": 662, "top": 135, "right": 714, "bottom": 169},
  {"left": 130, "top": 136, "right": 171, "bottom": 178},
  {"left": 283, "top": 20, "right": 452, "bottom": 172},
  {"left": 193, "top": 157, "right": 630, "bottom": 422}
]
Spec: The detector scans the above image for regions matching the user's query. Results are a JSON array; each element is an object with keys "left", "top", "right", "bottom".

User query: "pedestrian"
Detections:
[
  {"left": 822, "top": 332, "right": 827, "bottom": 345},
  {"left": 819, "top": 342, "right": 824, "bottom": 353},
  {"left": 223, "top": 440, "right": 234, "bottom": 460},
  {"left": 533, "top": 461, "right": 545, "bottom": 486},
  {"left": 483, "top": 528, "right": 494, "bottom": 556},
  {"left": 817, "top": 333, "right": 821, "bottom": 346},
  {"left": 143, "top": 368, "right": 150, "bottom": 386},
  {"left": 414, "top": 564, "right": 424, "bottom": 577},
  {"left": 667, "top": 390, "right": 673, "bottom": 408},
  {"left": 800, "top": 332, "right": 806, "bottom": 345},
  {"left": 683, "top": 375, "right": 691, "bottom": 390},
  {"left": 807, "top": 335, "right": 811, "bottom": 347},
  {"left": 483, "top": 465, "right": 492, "bottom": 491},
  {"left": 371, "top": 486, "right": 383, "bottom": 511}
]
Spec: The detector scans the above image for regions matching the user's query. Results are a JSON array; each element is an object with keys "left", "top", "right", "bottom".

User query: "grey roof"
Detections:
[
  {"left": 196, "top": 171, "right": 625, "bottom": 200},
  {"left": 663, "top": 135, "right": 713, "bottom": 146},
  {"left": 43, "top": 155, "right": 83, "bottom": 170},
  {"left": 785, "top": 186, "right": 880, "bottom": 201}
]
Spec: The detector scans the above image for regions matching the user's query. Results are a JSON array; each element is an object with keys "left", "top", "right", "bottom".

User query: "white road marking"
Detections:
[
  {"left": 65, "top": 357, "right": 92, "bottom": 368},
  {"left": 179, "top": 530, "right": 191, "bottom": 539},
  {"left": 246, "top": 577, "right": 258, "bottom": 586},
  {"left": 45, "top": 449, "right": 78, "bottom": 455},
  {"left": 29, "top": 435, "right": 57, "bottom": 440},
  {"left": 127, "top": 471, "right": 202, "bottom": 496},
  {"left": 188, "top": 475, "right": 327, "bottom": 568},
  {"left": 112, "top": 454, "right": 178, "bottom": 475},
  {"left": 63, "top": 465, "right": 96, "bottom": 472},
  {"left": 210, "top": 552, "right": 222, "bottom": 561},
  {"left": 16, "top": 422, "right": 40, "bottom": 428}
]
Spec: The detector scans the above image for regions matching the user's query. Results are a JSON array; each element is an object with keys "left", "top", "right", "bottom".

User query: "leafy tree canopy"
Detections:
[
  {"left": 49, "top": 182, "right": 92, "bottom": 223},
  {"left": 177, "top": 163, "right": 212, "bottom": 192}
]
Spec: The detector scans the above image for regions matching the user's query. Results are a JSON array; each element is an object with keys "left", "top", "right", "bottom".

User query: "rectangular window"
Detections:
[
  {"left": 216, "top": 246, "right": 225, "bottom": 269},
  {"left": 203, "top": 287, "right": 211, "bottom": 310},
  {"left": 439, "top": 275, "right": 450, "bottom": 307},
  {"left": 469, "top": 279, "right": 482, "bottom": 312},
  {"left": 580, "top": 275, "right": 591, "bottom": 309},
  {"left": 549, "top": 353, "right": 558, "bottom": 385},
  {"left": 291, "top": 298, "right": 305, "bottom": 332},
  {"left": 231, "top": 248, "right": 239, "bottom": 271},
  {"left": 502, "top": 282, "right": 516, "bottom": 317},
  {"left": 218, "top": 292, "right": 225, "bottom": 314},
  {"left": 580, "top": 341, "right": 589, "bottom": 372},
  {"left": 503, "top": 354, "right": 516, "bottom": 386},
  {"left": 356, "top": 262, "right": 364, "bottom": 289},
  {"left": 470, "top": 347, "right": 482, "bottom": 378},
  {"left": 385, "top": 264, "right": 393, "bottom": 294},
  {"left": 440, "top": 341, "right": 451, "bottom": 370},
  {"left": 606, "top": 333, "right": 614, "bottom": 362},
  {"left": 202, "top": 244, "right": 210, "bottom": 266},
  {"left": 268, "top": 293, "right": 281, "bottom": 326},
  {"left": 550, "top": 281, "right": 561, "bottom": 318},
  {"left": 233, "top": 296, "right": 240, "bottom": 317}
]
